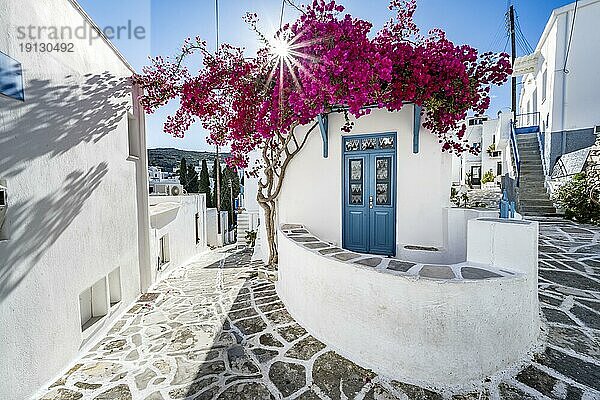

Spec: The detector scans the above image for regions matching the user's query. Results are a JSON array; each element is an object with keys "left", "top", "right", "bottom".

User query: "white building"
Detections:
[
  {"left": 148, "top": 166, "right": 171, "bottom": 181},
  {"left": 451, "top": 112, "right": 515, "bottom": 188},
  {"left": 0, "top": 1, "right": 209, "bottom": 398},
  {"left": 245, "top": 107, "right": 540, "bottom": 385},
  {"left": 517, "top": 0, "right": 600, "bottom": 176}
]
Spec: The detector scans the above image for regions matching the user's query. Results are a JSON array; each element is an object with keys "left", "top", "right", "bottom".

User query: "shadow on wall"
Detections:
[
  {"left": 0, "top": 71, "right": 131, "bottom": 301},
  {"left": 0, "top": 163, "right": 109, "bottom": 302},
  {"left": 0, "top": 71, "right": 131, "bottom": 178}
]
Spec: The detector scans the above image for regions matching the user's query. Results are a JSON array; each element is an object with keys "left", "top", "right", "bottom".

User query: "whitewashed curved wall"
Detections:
[
  {"left": 277, "top": 107, "right": 452, "bottom": 254},
  {"left": 277, "top": 218, "right": 540, "bottom": 385}
]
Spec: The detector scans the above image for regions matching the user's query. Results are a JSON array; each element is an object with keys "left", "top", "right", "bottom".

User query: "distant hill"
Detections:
[{"left": 148, "top": 148, "right": 230, "bottom": 171}]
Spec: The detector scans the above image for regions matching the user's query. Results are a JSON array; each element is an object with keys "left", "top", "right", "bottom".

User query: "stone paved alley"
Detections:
[{"left": 38, "top": 218, "right": 600, "bottom": 400}]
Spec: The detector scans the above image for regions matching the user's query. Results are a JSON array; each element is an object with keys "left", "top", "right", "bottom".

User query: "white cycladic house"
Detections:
[
  {"left": 452, "top": 112, "right": 513, "bottom": 187},
  {"left": 244, "top": 107, "right": 540, "bottom": 384},
  {"left": 149, "top": 194, "right": 208, "bottom": 282},
  {"left": 517, "top": 0, "right": 600, "bottom": 176},
  {"left": 0, "top": 1, "right": 209, "bottom": 398}
]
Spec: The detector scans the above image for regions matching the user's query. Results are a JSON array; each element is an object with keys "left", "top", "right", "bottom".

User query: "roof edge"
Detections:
[{"left": 66, "top": 0, "right": 137, "bottom": 74}]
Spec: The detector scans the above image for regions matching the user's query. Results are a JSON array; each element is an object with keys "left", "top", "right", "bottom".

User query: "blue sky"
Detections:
[{"left": 78, "top": 0, "right": 573, "bottom": 151}]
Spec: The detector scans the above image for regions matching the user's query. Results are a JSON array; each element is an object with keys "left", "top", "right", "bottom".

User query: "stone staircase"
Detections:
[
  {"left": 516, "top": 133, "right": 557, "bottom": 216},
  {"left": 236, "top": 212, "right": 252, "bottom": 247}
]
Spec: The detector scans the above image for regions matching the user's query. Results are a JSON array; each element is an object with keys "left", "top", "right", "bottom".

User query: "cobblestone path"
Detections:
[{"left": 38, "top": 218, "right": 600, "bottom": 400}]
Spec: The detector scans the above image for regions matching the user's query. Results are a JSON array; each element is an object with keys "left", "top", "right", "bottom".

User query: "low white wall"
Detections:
[
  {"left": 277, "top": 218, "right": 539, "bottom": 386},
  {"left": 149, "top": 195, "right": 207, "bottom": 282}
]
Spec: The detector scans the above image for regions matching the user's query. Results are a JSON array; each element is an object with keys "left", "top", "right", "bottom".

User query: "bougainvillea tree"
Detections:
[{"left": 133, "top": 0, "right": 512, "bottom": 266}]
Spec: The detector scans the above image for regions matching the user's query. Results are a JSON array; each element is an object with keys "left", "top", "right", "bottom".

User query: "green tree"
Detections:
[
  {"left": 198, "top": 159, "right": 212, "bottom": 207},
  {"left": 186, "top": 164, "right": 199, "bottom": 193},
  {"left": 179, "top": 157, "right": 188, "bottom": 187},
  {"left": 211, "top": 158, "right": 220, "bottom": 208}
]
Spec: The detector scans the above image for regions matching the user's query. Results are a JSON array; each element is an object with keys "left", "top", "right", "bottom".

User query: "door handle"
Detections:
[{"left": 369, "top": 195, "right": 373, "bottom": 209}]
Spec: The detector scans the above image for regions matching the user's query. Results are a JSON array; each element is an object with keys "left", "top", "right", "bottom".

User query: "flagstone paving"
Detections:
[{"left": 37, "top": 218, "right": 600, "bottom": 400}]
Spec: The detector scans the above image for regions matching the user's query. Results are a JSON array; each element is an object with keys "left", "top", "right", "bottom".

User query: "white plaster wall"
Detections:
[
  {"left": 277, "top": 218, "right": 539, "bottom": 385},
  {"left": 520, "top": 0, "right": 600, "bottom": 133},
  {"left": 277, "top": 107, "right": 451, "bottom": 254},
  {"left": 0, "top": 1, "right": 146, "bottom": 398},
  {"left": 149, "top": 195, "right": 207, "bottom": 282}
]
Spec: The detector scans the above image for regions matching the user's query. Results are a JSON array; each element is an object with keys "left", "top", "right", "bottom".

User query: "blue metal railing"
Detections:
[{"left": 510, "top": 121, "right": 521, "bottom": 187}]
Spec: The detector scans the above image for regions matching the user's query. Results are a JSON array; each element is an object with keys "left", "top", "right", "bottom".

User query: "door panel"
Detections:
[
  {"left": 369, "top": 154, "right": 395, "bottom": 255},
  {"left": 343, "top": 155, "right": 368, "bottom": 253},
  {"left": 342, "top": 135, "right": 396, "bottom": 256}
]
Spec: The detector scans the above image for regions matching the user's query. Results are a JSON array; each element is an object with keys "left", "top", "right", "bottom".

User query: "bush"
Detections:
[
  {"left": 553, "top": 173, "right": 600, "bottom": 224},
  {"left": 481, "top": 169, "right": 496, "bottom": 184}
]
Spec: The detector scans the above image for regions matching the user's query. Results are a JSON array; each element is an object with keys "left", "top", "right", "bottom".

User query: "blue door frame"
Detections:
[{"left": 342, "top": 133, "right": 397, "bottom": 256}]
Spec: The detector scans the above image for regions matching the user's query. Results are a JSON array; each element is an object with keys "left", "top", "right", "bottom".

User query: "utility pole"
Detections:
[
  {"left": 509, "top": 5, "right": 517, "bottom": 123},
  {"left": 215, "top": 0, "right": 222, "bottom": 235}
]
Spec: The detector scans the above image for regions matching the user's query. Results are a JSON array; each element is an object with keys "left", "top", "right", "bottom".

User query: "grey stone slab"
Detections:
[
  {"left": 313, "top": 351, "right": 375, "bottom": 399},
  {"left": 535, "top": 347, "right": 600, "bottom": 391},
  {"left": 497, "top": 383, "right": 536, "bottom": 399},
  {"left": 285, "top": 336, "right": 326, "bottom": 361},
  {"left": 281, "top": 224, "right": 303, "bottom": 230},
  {"left": 93, "top": 385, "right": 132, "bottom": 400},
  {"left": 332, "top": 252, "right": 361, "bottom": 261},
  {"left": 290, "top": 236, "right": 319, "bottom": 243},
  {"left": 217, "top": 382, "right": 274, "bottom": 399},
  {"left": 418, "top": 265, "right": 455, "bottom": 280},
  {"left": 277, "top": 324, "right": 307, "bottom": 342},
  {"left": 515, "top": 365, "right": 558, "bottom": 399},
  {"left": 318, "top": 247, "right": 344, "bottom": 255},
  {"left": 41, "top": 388, "right": 83, "bottom": 400},
  {"left": 542, "top": 307, "right": 575, "bottom": 325},
  {"left": 233, "top": 316, "right": 267, "bottom": 336},
  {"left": 460, "top": 267, "right": 502, "bottom": 280},
  {"left": 387, "top": 260, "right": 416, "bottom": 272},
  {"left": 353, "top": 257, "right": 383, "bottom": 267},
  {"left": 303, "top": 242, "right": 330, "bottom": 249},
  {"left": 269, "top": 361, "right": 306, "bottom": 397},
  {"left": 389, "top": 381, "right": 443, "bottom": 400}
]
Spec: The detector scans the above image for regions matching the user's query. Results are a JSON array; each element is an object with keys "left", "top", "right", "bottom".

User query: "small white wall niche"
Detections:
[
  {"left": 107, "top": 267, "right": 122, "bottom": 306},
  {"left": 78, "top": 277, "right": 109, "bottom": 333},
  {"left": 158, "top": 234, "right": 170, "bottom": 270}
]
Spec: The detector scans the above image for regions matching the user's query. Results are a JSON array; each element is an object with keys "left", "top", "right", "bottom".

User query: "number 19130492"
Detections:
[{"left": 20, "top": 42, "right": 74, "bottom": 52}]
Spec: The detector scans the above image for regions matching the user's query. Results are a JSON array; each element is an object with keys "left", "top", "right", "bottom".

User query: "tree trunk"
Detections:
[
  {"left": 258, "top": 198, "right": 278, "bottom": 266},
  {"left": 254, "top": 122, "right": 318, "bottom": 268}
]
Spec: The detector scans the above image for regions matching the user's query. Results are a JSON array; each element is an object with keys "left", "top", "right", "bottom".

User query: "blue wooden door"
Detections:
[{"left": 343, "top": 134, "right": 396, "bottom": 256}]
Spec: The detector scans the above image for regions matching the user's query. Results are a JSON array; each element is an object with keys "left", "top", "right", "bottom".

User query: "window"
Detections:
[
  {"left": 349, "top": 159, "right": 363, "bottom": 205},
  {"left": 375, "top": 157, "right": 392, "bottom": 205},
  {"left": 158, "top": 234, "right": 170, "bottom": 269},
  {"left": 127, "top": 112, "right": 141, "bottom": 159},
  {"left": 541, "top": 69, "right": 547, "bottom": 102},
  {"left": 0, "top": 51, "right": 24, "bottom": 101},
  {"left": 497, "top": 162, "right": 503, "bottom": 176}
]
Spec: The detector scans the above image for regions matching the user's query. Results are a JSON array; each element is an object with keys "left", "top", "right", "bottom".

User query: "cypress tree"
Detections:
[
  {"left": 198, "top": 159, "right": 212, "bottom": 207},
  {"left": 179, "top": 157, "right": 188, "bottom": 187},
  {"left": 186, "top": 164, "right": 199, "bottom": 193}
]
